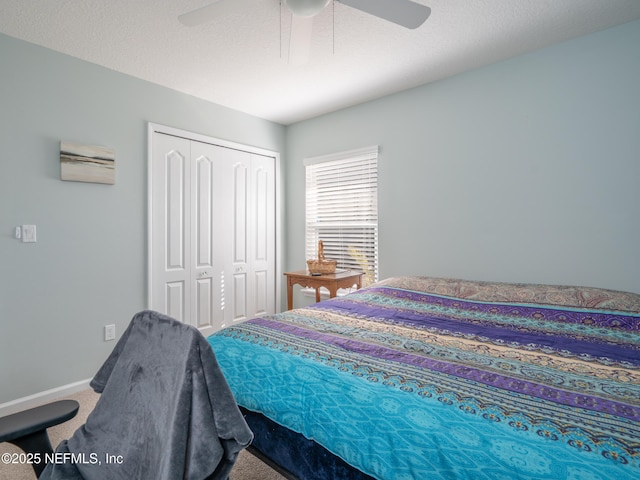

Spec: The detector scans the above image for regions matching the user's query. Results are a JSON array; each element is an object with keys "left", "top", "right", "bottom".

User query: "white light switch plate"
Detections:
[
  {"left": 22, "top": 225, "right": 36, "bottom": 243},
  {"left": 104, "top": 324, "right": 116, "bottom": 341}
]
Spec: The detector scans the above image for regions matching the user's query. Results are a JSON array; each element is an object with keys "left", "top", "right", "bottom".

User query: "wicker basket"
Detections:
[{"left": 307, "top": 240, "right": 337, "bottom": 274}]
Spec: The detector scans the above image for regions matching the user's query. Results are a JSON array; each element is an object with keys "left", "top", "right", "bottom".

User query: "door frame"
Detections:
[{"left": 147, "top": 122, "right": 282, "bottom": 320}]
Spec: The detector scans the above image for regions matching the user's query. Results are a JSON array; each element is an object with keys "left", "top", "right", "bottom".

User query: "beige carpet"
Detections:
[{"left": 1, "top": 389, "right": 287, "bottom": 480}]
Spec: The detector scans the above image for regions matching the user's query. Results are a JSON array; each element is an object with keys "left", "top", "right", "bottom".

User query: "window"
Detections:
[{"left": 305, "top": 146, "right": 378, "bottom": 287}]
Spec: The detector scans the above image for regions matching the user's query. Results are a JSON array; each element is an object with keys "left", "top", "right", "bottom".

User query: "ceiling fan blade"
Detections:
[
  {"left": 178, "top": 0, "right": 256, "bottom": 27},
  {"left": 289, "top": 15, "right": 314, "bottom": 65},
  {"left": 337, "top": 0, "right": 431, "bottom": 29}
]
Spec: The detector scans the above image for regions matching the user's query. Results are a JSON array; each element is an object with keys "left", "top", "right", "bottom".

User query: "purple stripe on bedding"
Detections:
[
  {"left": 319, "top": 300, "right": 640, "bottom": 366},
  {"left": 252, "top": 318, "right": 640, "bottom": 422},
  {"left": 360, "top": 287, "right": 640, "bottom": 330}
]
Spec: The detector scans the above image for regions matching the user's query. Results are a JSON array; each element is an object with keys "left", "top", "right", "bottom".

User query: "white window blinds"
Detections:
[{"left": 305, "top": 146, "right": 378, "bottom": 286}]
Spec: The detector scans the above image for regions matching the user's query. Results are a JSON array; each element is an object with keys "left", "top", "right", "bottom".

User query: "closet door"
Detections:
[
  {"left": 220, "top": 148, "right": 250, "bottom": 325},
  {"left": 190, "top": 140, "right": 221, "bottom": 333},
  {"left": 216, "top": 149, "right": 276, "bottom": 325},
  {"left": 150, "top": 129, "right": 277, "bottom": 335},
  {"left": 250, "top": 153, "right": 276, "bottom": 317},
  {"left": 150, "top": 133, "right": 193, "bottom": 325},
  {"left": 150, "top": 134, "right": 219, "bottom": 335}
]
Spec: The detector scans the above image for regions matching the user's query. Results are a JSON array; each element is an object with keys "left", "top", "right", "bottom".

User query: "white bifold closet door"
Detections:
[{"left": 150, "top": 131, "right": 276, "bottom": 336}]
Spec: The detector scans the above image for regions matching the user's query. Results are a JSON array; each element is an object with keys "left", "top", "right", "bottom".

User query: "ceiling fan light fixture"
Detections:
[{"left": 283, "top": 0, "right": 331, "bottom": 17}]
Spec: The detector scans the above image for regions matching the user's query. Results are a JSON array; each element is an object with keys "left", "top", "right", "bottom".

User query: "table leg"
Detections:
[{"left": 287, "top": 280, "right": 293, "bottom": 310}]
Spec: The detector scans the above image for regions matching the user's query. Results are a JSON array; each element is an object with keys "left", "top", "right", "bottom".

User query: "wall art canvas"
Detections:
[{"left": 60, "top": 141, "right": 115, "bottom": 184}]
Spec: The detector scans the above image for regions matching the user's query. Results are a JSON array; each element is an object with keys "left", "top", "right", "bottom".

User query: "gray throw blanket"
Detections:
[{"left": 40, "top": 311, "right": 253, "bottom": 480}]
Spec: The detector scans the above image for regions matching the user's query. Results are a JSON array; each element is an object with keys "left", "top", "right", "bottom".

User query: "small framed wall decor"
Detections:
[{"left": 60, "top": 141, "right": 115, "bottom": 184}]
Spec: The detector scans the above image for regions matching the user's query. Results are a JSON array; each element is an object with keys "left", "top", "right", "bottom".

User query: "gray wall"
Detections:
[
  {"left": 284, "top": 20, "right": 640, "bottom": 297},
  {"left": 0, "top": 34, "right": 285, "bottom": 403}
]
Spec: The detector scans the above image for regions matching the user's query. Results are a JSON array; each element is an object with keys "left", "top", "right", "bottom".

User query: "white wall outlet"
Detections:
[
  {"left": 22, "top": 225, "right": 37, "bottom": 243},
  {"left": 104, "top": 324, "right": 116, "bottom": 341}
]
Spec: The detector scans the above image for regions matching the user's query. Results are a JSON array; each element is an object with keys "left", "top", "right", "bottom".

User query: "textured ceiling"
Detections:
[{"left": 1, "top": 0, "right": 639, "bottom": 125}]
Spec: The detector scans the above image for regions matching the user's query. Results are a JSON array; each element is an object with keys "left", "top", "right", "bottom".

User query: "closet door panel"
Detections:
[
  {"left": 233, "top": 273, "right": 247, "bottom": 322},
  {"left": 195, "top": 278, "right": 213, "bottom": 329},
  {"left": 253, "top": 270, "right": 268, "bottom": 316},
  {"left": 211, "top": 148, "right": 233, "bottom": 328},
  {"left": 166, "top": 282, "right": 186, "bottom": 321},
  {"left": 233, "top": 162, "right": 248, "bottom": 265},
  {"left": 226, "top": 149, "right": 251, "bottom": 324},
  {"left": 250, "top": 154, "right": 276, "bottom": 316},
  {"left": 191, "top": 141, "right": 220, "bottom": 334},
  {"left": 195, "top": 154, "right": 213, "bottom": 269},
  {"left": 166, "top": 151, "right": 187, "bottom": 271},
  {"left": 151, "top": 134, "right": 191, "bottom": 323}
]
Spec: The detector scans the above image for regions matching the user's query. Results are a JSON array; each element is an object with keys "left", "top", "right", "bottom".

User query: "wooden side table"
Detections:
[{"left": 284, "top": 270, "right": 364, "bottom": 310}]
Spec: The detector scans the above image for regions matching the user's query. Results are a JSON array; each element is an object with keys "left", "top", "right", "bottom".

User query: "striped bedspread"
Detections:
[{"left": 207, "top": 276, "right": 640, "bottom": 479}]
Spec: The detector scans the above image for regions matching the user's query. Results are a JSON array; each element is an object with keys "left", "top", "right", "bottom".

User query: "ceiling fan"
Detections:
[{"left": 178, "top": 0, "right": 431, "bottom": 64}]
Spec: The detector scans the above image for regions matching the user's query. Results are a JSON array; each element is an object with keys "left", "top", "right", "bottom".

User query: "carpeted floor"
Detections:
[{"left": 0, "top": 389, "right": 287, "bottom": 480}]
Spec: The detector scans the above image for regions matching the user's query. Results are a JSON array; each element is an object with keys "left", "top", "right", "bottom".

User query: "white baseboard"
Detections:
[{"left": 0, "top": 378, "right": 92, "bottom": 417}]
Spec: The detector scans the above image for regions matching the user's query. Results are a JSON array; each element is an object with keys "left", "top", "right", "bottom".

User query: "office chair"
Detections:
[{"left": 2, "top": 311, "right": 253, "bottom": 479}]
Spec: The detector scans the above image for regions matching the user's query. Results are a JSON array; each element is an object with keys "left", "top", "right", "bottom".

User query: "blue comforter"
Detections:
[{"left": 208, "top": 277, "right": 640, "bottom": 479}]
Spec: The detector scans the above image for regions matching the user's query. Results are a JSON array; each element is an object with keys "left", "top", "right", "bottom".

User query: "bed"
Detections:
[{"left": 207, "top": 276, "right": 640, "bottom": 479}]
